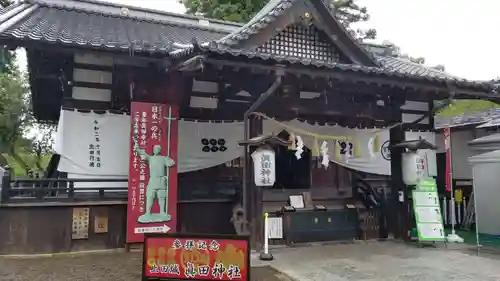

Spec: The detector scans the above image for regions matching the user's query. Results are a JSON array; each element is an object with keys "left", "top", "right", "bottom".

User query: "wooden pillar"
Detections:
[
  {"left": 388, "top": 105, "right": 405, "bottom": 239},
  {"left": 246, "top": 116, "right": 263, "bottom": 249}
]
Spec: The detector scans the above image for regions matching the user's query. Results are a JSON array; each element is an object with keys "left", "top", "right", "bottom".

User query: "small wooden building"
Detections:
[{"left": 0, "top": 0, "right": 497, "bottom": 254}]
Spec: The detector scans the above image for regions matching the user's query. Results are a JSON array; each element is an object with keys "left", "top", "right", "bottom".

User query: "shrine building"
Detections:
[{"left": 0, "top": 0, "right": 497, "bottom": 255}]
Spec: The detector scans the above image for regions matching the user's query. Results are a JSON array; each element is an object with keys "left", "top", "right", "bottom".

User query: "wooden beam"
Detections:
[
  {"left": 181, "top": 106, "right": 247, "bottom": 121},
  {"left": 203, "top": 58, "right": 494, "bottom": 99},
  {"left": 180, "top": 75, "right": 194, "bottom": 110},
  {"left": 267, "top": 93, "right": 392, "bottom": 121},
  {"left": 73, "top": 62, "right": 114, "bottom": 72},
  {"left": 72, "top": 81, "right": 113, "bottom": 90},
  {"left": 195, "top": 63, "right": 449, "bottom": 103}
]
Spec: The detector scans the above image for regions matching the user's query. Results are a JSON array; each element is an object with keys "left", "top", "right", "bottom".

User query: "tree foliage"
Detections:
[
  {"left": 0, "top": 0, "right": 54, "bottom": 176},
  {"left": 183, "top": 0, "right": 376, "bottom": 40},
  {"left": 0, "top": 70, "right": 55, "bottom": 175},
  {"left": 0, "top": 71, "right": 33, "bottom": 171}
]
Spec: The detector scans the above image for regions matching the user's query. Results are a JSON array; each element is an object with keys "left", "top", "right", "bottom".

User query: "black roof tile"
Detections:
[
  {"left": 3, "top": 6, "right": 226, "bottom": 53},
  {"left": 434, "top": 108, "right": 500, "bottom": 129},
  {"left": 170, "top": 43, "right": 494, "bottom": 92},
  {"left": 215, "top": 0, "right": 378, "bottom": 66},
  {"left": 216, "top": 0, "right": 294, "bottom": 46},
  {"left": 0, "top": 0, "right": 495, "bottom": 93},
  {"left": 376, "top": 56, "right": 458, "bottom": 80}
]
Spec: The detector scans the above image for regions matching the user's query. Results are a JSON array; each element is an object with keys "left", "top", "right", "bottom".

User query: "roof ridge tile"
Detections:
[{"left": 29, "top": 0, "right": 243, "bottom": 27}]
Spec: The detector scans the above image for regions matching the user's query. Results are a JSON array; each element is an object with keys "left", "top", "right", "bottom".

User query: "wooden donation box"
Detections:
[{"left": 282, "top": 195, "right": 359, "bottom": 244}]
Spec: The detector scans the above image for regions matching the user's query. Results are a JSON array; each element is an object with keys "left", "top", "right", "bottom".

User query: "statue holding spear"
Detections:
[{"left": 134, "top": 106, "right": 175, "bottom": 223}]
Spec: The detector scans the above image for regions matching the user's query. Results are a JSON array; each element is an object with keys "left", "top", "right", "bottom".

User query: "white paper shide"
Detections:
[{"left": 251, "top": 148, "right": 276, "bottom": 187}]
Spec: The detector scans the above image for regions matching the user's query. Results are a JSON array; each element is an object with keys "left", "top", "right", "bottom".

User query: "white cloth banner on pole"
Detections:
[
  {"left": 55, "top": 109, "right": 435, "bottom": 177},
  {"left": 55, "top": 109, "right": 131, "bottom": 176},
  {"left": 177, "top": 121, "right": 244, "bottom": 173},
  {"left": 263, "top": 119, "right": 436, "bottom": 176},
  {"left": 55, "top": 108, "right": 244, "bottom": 175}
]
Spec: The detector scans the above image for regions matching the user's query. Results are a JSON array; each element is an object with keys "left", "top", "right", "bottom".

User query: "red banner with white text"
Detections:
[
  {"left": 444, "top": 127, "right": 452, "bottom": 192},
  {"left": 127, "top": 102, "right": 179, "bottom": 243}
]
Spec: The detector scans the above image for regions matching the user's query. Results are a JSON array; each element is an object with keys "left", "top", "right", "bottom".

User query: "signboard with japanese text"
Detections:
[
  {"left": 142, "top": 233, "right": 250, "bottom": 281},
  {"left": 412, "top": 178, "right": 445, "bottom": 242},
  {"left": 72, "top": 207, "right": 89, "bottom": 239},
  {"left": 127, "top": 102, "right": 179, "bottom": 243},
  {"left": 251, "top": 148, "right": 276, "bottom": 187}
]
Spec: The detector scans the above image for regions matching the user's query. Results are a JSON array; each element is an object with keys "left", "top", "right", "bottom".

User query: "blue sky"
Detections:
[{"left": 21, "top": 0, "right": 499, "bottom": 81}]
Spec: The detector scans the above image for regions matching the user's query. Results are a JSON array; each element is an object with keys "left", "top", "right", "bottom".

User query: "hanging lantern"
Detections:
[{"left": 251, "top": 147, "right": 276, "bottom": 187}]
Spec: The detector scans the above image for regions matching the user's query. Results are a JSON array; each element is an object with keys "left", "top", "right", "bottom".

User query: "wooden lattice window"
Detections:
[{"left": 257, "top": 24, "right": 339, "bottom": 61}]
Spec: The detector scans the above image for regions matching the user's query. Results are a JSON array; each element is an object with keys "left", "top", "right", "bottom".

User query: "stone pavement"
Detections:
[
  {"left": 1, "top": 242, "right": 499, "bottom": 281},
  {"left": 0, "top": 251, "right": 291, "bottom": 281},
  {"left": 256, "top": 241, "right": 500, "bottom": 281}
]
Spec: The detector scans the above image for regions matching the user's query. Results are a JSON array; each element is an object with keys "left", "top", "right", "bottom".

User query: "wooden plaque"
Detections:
[
  {"left": 72, "top": 207, "right": 90, "bottom": 239},
  {"left": 94, "top": 215, "right": 109, "bottom": 233}
]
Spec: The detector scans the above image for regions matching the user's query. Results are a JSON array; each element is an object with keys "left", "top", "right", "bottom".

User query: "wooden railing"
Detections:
[{"left": 1, "top": 169, "right": 128, "bottom": 203}]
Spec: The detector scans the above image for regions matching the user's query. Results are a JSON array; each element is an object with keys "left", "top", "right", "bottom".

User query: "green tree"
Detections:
[
  {"left": 183, "top": 0, "right": 376, "bottom": 40},
  {"left": 0, "top": 70, "right": 33, "bottom": 172},
  {"left": 0, "top": 70, "right": 54, "bottom": 175}
]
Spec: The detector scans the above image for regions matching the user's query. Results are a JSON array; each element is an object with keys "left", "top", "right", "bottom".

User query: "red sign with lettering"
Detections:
[
  {"left": 444, "top": 127, "right": 452, "bottom": 192},
  {"left": 143, "top": 234, "right": 250, "bottom": 281},
  {"left": 127, "top": 102, "right": 179, "bottom": 243}
]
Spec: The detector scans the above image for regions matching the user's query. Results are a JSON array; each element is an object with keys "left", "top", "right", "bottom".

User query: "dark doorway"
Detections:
[
  {"left": 273, "top": 145, "right": 311, "bottom": 189},
  {"left": 272, "top": 131, "right": 311, "bottom": 189}
]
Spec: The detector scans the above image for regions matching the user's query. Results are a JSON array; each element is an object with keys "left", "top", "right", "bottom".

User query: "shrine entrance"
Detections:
[
  {"left": 274, "top": 131, "right": 311, "bottom": 190},
  {"left": 0, "top": 0, "right": 496, "bottom": 255}
]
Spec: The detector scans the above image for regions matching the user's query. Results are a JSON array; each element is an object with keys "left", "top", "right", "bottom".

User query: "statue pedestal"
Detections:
[{"left": 138, "top": 213, "right": 172, "bottom": 223}]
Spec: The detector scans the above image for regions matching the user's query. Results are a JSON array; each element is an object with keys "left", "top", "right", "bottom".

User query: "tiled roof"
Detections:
[
  {"left": 0, "top": 0, "right": 495, "bottom": 93},
  {"left": 170, "top": 42, "right": 493, "bottom": 91},
  {"left": 375, "top": 56, "right": 459, "bottom": 80},
  {"left": 0, "top": 1, "right": 228, "bottom": 52},
  {"left": 215, "top": 0, "right": 378, "bottom": 66},
  {"left": 434, "top": 108, "right": 500, "bottom": 129},
  {"left": 2, "top": 6, "right": 227, "bottom": 53},
  {"left": 216, "top": 0, "right": 292, "bottom": 46}
]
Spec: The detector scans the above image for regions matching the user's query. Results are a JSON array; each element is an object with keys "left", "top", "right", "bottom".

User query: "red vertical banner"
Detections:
[
  {"left": 127, "top": 102, "right": 179, "bottom": 243},
  {"left": 444, "top": 127, "right": 452, "bottom": 192}
]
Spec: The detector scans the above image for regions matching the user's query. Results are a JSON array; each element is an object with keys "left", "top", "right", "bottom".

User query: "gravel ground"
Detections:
[
  {"left": 264, "top": 241, "right": 500, "bottom": 281},
  {"left": 0, "top": 252, "right": 292, "bottom": 281},
  {"left": 3, "top": 242, "right": 498, "bottom": 281}
]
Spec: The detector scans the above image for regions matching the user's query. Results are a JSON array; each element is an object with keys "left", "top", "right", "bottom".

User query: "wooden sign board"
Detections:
[
  {"left": 143, "top": 233, "right": 250, "bottom": 281},
  {"left": 94, "top": 215, "right": 109, "bottom": 233},
  {"left": 72, "top": 207, "right": 89, "bottom": 240}
]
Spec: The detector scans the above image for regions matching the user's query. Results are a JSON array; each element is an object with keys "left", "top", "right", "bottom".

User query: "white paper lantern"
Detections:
[
  {"left": 251, "top": 148, "right": 276, "bottom": 187},
  {"left": 402, "top": 151, "right": 426, "bottom": 185}
]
